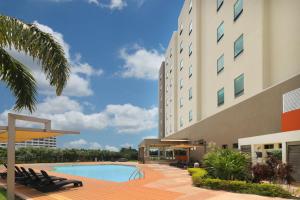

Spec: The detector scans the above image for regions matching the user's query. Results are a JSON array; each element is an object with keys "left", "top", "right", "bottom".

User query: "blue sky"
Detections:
[{"left": 0, "top": 0, "right": 183, "bottom": 150}]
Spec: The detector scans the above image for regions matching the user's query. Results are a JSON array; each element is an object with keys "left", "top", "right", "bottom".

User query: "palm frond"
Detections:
[
  {"left": 0, "top": 47, "right": 37, "bottom": 112},
  {"left": 0, "top": 15, "right": 70, "bottom": 95}
]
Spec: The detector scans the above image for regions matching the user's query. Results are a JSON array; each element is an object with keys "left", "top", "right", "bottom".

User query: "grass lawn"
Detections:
[{"left": 0, "top": 188, "right": 6, "bottom": 200}]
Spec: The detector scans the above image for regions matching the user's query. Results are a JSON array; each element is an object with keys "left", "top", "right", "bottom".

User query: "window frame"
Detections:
[
  {"left": 189, "top": 110, "right": 193, "bottom": 122},
  {"left": 217, "top": 87, "right": 225, "bottom": 106},
  {"left": 234, "top": 0, "right": 243, "bottom": 21},
  {"left": 234, "top": 34, "right": 244, "bottom": 58},
  {"left": 189, "top": 65, "right": 192, "bottom": 78},
  {"left": 180, "top": 41, "right": 183, "bottom": 53},
  {"left": 189, "top": 20, "right": 193, "bottom": 35},
  {"left": 217, "top": 54, "right": 224, "bottom": 74},
  {"left": 217, "top": 21, "right": 224, "bottom": 43},
  {"left": 180, "top": 79, "right": 183, "bottom": 90},
  {"left": 189, "top": 87, "right": 193, "bottom": 100},
  {"left": 234, "top": 73, "right": 244, "bottom": 98},
  {"left": 180, "top": 59, "right": 184, "bottom": 71},
  {"left": 217, "top": 0, "right": 224, "bottom": 12},
  {"left": 189, "top": 42, "right": 193, "bottom": 56}
]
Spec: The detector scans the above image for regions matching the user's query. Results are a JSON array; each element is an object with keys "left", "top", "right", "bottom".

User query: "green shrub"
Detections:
[
  {"left": 188, "top": 168, "right": 208, "bottom": 186},
  {"left": 203, "top": 148, "right": 251, "bottom": 180},
  {"left": 194, "top": 178, "right": 292, "bottom": 198}
]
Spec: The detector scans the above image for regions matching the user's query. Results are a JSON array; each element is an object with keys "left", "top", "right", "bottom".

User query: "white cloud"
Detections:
[
  {"left": 121, "top": 143, "right": 133, "bottom": 148},
  {"left": 6, "top": 21, "right": 102, "bottom": 97},
  {"left": 119, "top": 45, "right": 164, "bottom": 80},
  {"left": 64, "top": 139, "right": 102, "bottom": 149},
  {"left": 143, "top": 135, "right": 157, "bottom": 139},
  {"left": 88, "top": 0, "right": 99, "bottom": 6},
  {"left": 64, "top": 139, "right": 88, "bottom": 148},
  {"left": 0, "top": 97, "right": 158, "bottom": 134},
  {"left": 104, "top": 145, "right": 119, "bottom": 152},
  {"left": 108, "top": 0, "right": 127, "bottom": 10}
]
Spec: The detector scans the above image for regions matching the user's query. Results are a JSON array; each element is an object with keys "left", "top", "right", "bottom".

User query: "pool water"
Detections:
[{"left": 54, "top": 165, "right": 141, "bottom": 182}]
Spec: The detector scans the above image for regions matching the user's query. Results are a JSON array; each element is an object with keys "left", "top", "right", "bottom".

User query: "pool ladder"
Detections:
[{"left": 129, "top": 166, "right": 144, "bottom": 181}]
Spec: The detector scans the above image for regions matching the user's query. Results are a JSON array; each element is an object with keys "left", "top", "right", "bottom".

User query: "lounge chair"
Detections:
[{"left": 36, "top": 170, "right": 83, "bottom": 192}]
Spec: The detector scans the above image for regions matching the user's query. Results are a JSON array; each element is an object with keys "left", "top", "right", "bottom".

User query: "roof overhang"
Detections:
[{"left": 238, "top": 130, "right": 300, "bottom": 146}]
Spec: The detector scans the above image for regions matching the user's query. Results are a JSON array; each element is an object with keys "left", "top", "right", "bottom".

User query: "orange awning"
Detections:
[{"left": 0, "top": 130, "right": 62, "bottom": 142}]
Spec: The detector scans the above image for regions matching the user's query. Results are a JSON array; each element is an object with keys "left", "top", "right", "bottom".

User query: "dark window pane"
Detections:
[{"left": 234, "top": 74, "right": 244, "bottom": 97}]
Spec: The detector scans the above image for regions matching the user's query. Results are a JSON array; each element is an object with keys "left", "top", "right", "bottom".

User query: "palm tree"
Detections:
[{"left": 0, "top": 15, "right": 70, "bottom": 112}]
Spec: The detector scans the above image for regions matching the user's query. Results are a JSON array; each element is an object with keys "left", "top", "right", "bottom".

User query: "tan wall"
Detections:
[
  {"left": 176, "top": 0, "right": 201, "bottom": 131},
  {"left": 166, "top": 74, "right": 300, "bottom": 151},
  {"left": 263, "top": 0, "right": 300, "bottom": 88},
  {"left": 159, "top": 62, "right": 165, "bottom": 139},
  {"left": 199, "top": 0, "right": 265, "bottom": 120},
  {"left": 165, "top": 32, "right": 178, "bottom": 136}
]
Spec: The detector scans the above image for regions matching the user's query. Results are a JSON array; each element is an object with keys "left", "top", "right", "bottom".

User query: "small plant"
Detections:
[
  {"left": 203, "top": 148, "right": 251, "bottom": 180},
  {"left": 252, "top": 163, "right": 273, "bottom": 183}
]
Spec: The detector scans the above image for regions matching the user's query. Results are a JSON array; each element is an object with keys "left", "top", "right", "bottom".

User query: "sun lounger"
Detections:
[{"left": 35, "top": 170, "right": 83, "bottom": 192}]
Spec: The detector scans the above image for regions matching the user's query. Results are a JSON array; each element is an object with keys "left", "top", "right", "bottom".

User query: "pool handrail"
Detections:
[{"left": 129, "top": 166, "right": 143, "bottom": 181}]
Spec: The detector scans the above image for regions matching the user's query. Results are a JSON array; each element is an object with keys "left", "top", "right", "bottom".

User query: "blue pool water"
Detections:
[{"left": 54, "top": 165, "right": 141, "bottom": 182}]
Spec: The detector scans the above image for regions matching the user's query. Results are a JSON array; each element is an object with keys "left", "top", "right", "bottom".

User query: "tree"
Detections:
[{"left": 0, "top": 15, "right": 70, "bottom": 112}]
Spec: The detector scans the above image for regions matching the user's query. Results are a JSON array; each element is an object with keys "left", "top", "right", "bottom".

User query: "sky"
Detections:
[{"left": 0, "top": 0, "right": 184, "bottom": 150}]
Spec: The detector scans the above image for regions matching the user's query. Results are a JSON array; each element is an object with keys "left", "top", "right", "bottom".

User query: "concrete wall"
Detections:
[
  {"left": 166, "top": 74, "right": 300, "bottom": 155},
  {"left": 165, "top": 32, "right": 178, "bottom": 136},
  {"left": 159, "top": 62, "right": 165, "bottom": 139}
]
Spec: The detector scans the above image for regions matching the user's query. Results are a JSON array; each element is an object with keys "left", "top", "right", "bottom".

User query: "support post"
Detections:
[
  {"left": 7, "top": 114, "right": 15, "bottom": 200},
  {"left": 282, "top": 142, "right": 287, "bottom": 163}
]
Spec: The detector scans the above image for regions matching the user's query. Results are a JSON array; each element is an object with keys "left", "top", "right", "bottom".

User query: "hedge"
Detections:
[{"left": 194, "top": 177, "right": 293, "bottom": 198}]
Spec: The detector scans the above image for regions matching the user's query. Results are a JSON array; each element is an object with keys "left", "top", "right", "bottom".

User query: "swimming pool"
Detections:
[{"left": 54, "top": 165, "right": 142, "bottom": 182}]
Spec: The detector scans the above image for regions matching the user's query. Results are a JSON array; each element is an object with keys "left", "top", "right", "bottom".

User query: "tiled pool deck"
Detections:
[{"left": 0, "top": 162, "right": 289, "bottom": 200}]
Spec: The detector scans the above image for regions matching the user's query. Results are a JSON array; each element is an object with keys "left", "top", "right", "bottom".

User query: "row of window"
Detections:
[
  {"left": 217, "top": 0, "right": 243, "bottom": 21},
  {"left": 179, "top": 110, "right": 193, "bottom": 128},
  {"left": 217, "top": 73, "right": 244, "bottom": 106},
  {"left": 216, "top": 34, "right": 244, "bottom": 74}
]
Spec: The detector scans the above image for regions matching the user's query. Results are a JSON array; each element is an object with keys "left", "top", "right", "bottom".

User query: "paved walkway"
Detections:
[{"left": 0, "top": 163, "right": 291, "bottom": 200}]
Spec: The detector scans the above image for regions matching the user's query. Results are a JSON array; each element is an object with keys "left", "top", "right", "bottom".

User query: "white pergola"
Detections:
[
  {"left": 238, "top": 130, "right": 300, "bottom": 164},
  {"left": 0, "top": 113, "right": 80, "bottom": 200}
]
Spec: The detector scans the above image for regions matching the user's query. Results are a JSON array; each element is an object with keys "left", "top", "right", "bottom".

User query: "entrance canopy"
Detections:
[{"left": 0, "top": 113, "right": 80, "bottom": 200}]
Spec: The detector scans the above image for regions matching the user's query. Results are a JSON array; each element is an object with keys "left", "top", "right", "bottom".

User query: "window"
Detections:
[
  {"left": 233, "top": 143, "right": 239, "bottom": 149},
  {"left": 217, "top": 21, "right": 224, "bottom": 42},
  {"left": 217, "top": 0, "right": 224, "bottom": 11},
  {"left": 170, "top": 65, "right": 173, "bottom": 73},
  {"left": 189, "top": 87, "right": 193, "bottom": 100},
  {"left": 189, "top": 0, "right": 192, "bottom": 13},
  {"left": 170, "top": 48, "right": 172, "bottom": 58},
  {"left": 180, "top": 41, "right": 183, "bottom": 53},
  {"left": 180, "top": 116, "right": 183, "bottom": 127},
  {"left": 222, "top": 144, "right": 228, "bottom": 149},
  {"left": 180, "top": 59, "right": 183, "bottom": 71},
  {"left": 189, "top": 42, "right": 193, "bottom": 56},
  {"left": 234, "top": 34, "right": 244, "bottom": 58},
  {"left": 217, "top": 54, "right": 224, "bottom": 74},
  {"left": 189, "top": 110, "right": 193, "bottom": 122},
  {"left": 189, "top": 20, "right": 193, "bottom": 35},
  {"left": 264, "top": 144, "right": 274, "bottom": 150},
  {"left": 180, "top": 23, "right": 183, "bottom": 35},
  {"left": 234, "top": 0, "right": 243, "bottom": 21},
  {"left": 180, "top": 97, "right": 183, "bottom": 108},
  {"left": 180, "top": 79, "right": 183, "bottom": 90},
  {"left": 234, "top": 74, "right": 244, "bottom": 97},
  {"left": 217, "top": 88, "right": 224, "bottom": 106},
  {"left": 189, "top": 65, "right": 192, "bottom": 78}
]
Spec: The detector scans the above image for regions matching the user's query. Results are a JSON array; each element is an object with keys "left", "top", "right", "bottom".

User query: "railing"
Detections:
[{"left": 129, "top": 166, "right": 144, "bottom": 181}]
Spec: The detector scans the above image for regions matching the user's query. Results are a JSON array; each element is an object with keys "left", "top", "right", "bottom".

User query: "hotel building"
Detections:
[
  {"left": 139, "top": 0, "right": 300, "bottom": 180},
  {"left": 0, "top": 137, "right": 57, "bottom": 148}
]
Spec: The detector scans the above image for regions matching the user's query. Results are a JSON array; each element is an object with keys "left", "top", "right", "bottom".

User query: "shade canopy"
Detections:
[
  {"left": 0, "top": 130, "right": 62, "bottom": 142},
  {"left": 172, "top": 144, "right": 198, "bottom": 149}
]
